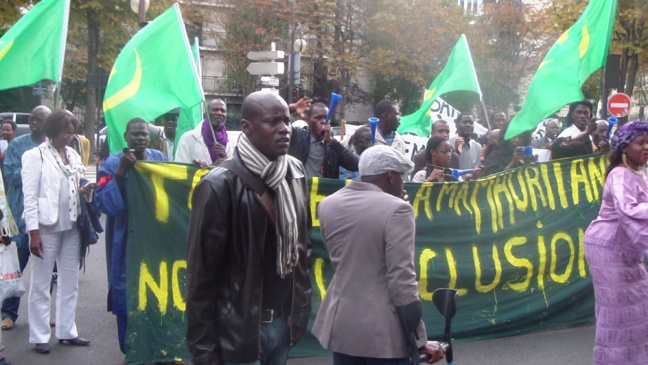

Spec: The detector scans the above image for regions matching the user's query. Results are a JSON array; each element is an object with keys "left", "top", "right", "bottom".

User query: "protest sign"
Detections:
[{"left": 125, "top": 154, "right": 604, "bottom": 363}]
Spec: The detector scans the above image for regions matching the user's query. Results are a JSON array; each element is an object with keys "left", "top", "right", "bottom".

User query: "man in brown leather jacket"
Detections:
[{"left": 186, "top": 91, "right": 312, "bottom": 365}]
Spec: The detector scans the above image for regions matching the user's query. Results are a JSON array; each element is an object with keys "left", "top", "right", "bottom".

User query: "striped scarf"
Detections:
[{"left": 236, "top": 133, "right": 299, "bottom": 278}]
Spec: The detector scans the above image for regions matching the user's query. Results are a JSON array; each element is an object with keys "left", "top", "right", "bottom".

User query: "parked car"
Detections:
[{"left": 0, "top": 112, "right": 31, "bottom": 137}]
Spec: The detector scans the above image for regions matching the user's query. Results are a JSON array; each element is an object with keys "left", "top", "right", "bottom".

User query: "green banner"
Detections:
[{"left": 126, "top": 155, "right": 606, "bottom": 363}]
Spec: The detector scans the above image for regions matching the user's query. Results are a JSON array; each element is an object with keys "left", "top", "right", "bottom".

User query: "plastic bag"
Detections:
[{"left": 0, "top": 243, "right": 25, "bottom": 300}]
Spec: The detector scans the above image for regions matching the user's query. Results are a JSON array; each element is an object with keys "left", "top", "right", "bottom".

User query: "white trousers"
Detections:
[{"left": 28, "top": 227, "right": 80, "bottom": 344}]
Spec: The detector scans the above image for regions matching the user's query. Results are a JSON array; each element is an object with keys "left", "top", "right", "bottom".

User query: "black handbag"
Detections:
[{"left": 78, "top": 189, "right": 103, "bottom": 269}]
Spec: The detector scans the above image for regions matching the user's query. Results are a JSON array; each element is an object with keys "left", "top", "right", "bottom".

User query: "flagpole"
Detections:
[
  {"left": 54, "top": 82, "right": 61, "bottom": 109},
  {"left": 479, "top": 98, "right": 491, "bottom": 130},
  {"left": 598, "top": 0, "right": 618, "bottom": 120},
  {"left": 462, "top": 34, "right": 489, "bottom": 129}
]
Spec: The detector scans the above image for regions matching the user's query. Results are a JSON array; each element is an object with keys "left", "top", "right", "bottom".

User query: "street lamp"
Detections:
[
  {"left": 288, "top": 26, "right": 307, "bottom": 105},
  {"left": 130, "top": 0, "right": 150, "bottom": 28}
]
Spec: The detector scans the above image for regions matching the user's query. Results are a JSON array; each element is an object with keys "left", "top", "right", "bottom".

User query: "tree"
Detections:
[
  {"left": 362, "top": 0, "right": 469, "bottom": 114},
  {"left": 615, "top": 0, "right": 647, "bottom": 98},
  {"left": 216, "top": 0, "right": 290, "bottom": 98},
  {"left": 292, "top": 0, "right": 372, "bottom": 120},
  {"left": 469, "top": 0, "right": 549, "bottom": 112},
  {"left": 0, "top": 0, "right": 26, "bottom": 30}
]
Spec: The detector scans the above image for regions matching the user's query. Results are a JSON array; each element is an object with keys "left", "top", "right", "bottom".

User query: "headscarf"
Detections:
[{"left": 610, "top": 120, "right": 648, "bottom": 151}]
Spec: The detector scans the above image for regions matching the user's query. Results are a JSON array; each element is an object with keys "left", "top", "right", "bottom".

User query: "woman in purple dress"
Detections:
[{"left": 584, "top": 120, "right": 648, "bottom": 364}]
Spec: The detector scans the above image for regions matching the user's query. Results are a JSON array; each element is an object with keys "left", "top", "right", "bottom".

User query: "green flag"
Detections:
[
  {"left": 398, "top": 34, "right": 482, "bottom": 137},
  {"left": 104, "top": 4, "right": 204, "bottom": 153},
  {"left": 0, "top": 0, "right": 69, "bottom": 91},
  {"left": 505, "top": 0, "right": 617, "bottom": 139},
  {"left": 172, "top": 38, "right": 204, "bottom": 158}
]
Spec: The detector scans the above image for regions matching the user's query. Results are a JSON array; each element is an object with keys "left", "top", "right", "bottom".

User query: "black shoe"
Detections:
[
  {"left": 0, "top": 357, "right": 12, "bottom": 365},
  {"left": 34, "top": 343, "right": 50, "bottom": 354},
  {"left": 58, "top": 337, "right": 90, "bottom": 346}
]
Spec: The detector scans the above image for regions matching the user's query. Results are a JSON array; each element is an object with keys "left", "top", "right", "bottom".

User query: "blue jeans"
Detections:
[
  {"left": 333, "top": 352, "right": 412, "bottom": 365},
  {"left": 224, "top": 316, "right": 290, "bottom": 365},
  {"left": 1, "top": 233, "right": 29, "bottom": 321}
]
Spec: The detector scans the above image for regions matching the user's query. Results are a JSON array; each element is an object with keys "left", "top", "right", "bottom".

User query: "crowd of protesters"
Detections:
[{"left": 0, "top": 94, "right": 643, "bottom": 365}]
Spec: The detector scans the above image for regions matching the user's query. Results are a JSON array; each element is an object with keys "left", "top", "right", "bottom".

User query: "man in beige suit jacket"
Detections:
[{"left": 312, "top": 145, "right": 444, "bottom": 364}]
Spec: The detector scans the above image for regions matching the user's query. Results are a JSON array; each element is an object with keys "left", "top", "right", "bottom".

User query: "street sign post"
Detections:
[
  {"left": 260, "top": 76, "right": 280, "bottom": 87},
  {"left": 608, "top": 93, "right": 632, "bottom": 117},
  {"left": 247, "top": 50, "right": 285, "bottom": 61},
  {"left": 246, "top": 62, "right": 284, "bottom": 76},
  {"left": 247, "top": 43, "right": 285, "bottom": 91}
]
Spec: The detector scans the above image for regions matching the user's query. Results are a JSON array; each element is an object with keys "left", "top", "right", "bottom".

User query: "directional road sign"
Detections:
[
  {"left": 260, "top": 76, "right": 280, "bottom": 87},
  {"left": 247, "top": 51, "right": 285, "bottom": 60},
  {"left": 247, "top": 61, "right": 284, "bottom": 75},
  {"left": 608, "top": 93, "right": 632, "bottom": 117}
]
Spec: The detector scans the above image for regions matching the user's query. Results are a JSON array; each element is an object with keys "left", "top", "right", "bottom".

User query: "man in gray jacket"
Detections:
[{"left": 312, "top": 145, "right": 444, "bottom": 364}]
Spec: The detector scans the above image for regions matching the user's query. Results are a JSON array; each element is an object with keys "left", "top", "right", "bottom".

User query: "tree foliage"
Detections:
[
  {"left": 0, "top": 0, "right": 27, "bottom": 32},
  {"left": 469, "top": 0, "right": 550, "bottom": 112},
  {"left": 216, "top": 0, "right": 290, "bottom": 98},
  {"left": 363, "top": 0, "right": 468, "bottom": 114}
]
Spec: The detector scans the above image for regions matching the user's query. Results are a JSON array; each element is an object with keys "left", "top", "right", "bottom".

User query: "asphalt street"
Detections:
[{"left": 0, "top": 166, "right": 597, "bottom": 365}]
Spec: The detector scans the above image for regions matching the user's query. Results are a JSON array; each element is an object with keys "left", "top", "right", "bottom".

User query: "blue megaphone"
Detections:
[
  {"left": 324, "top": 93, "right": 342, "bottom": 125},
  {"left": 606, "top": 117, "right": 618, "bottom": 140},
  {"left": 369, "top": 117, "right": 379, "bottom": 146},
  {"left": 521, "top": 146, "right": 533, "bottom": 156},
  {"left": 451, "top": 169, "right": 475, "bottom": 180}
]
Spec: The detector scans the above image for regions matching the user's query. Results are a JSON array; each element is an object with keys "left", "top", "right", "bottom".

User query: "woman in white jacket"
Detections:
[{"left": 21, "top": 110, "right": 93, "bottom": 354}]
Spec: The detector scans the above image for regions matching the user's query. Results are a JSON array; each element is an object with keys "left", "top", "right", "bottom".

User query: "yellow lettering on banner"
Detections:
[
  {"left": 492, "top": 176, "right": 515, "bottom": 226},
  {"left": 507, "top": 171, "right": 529, "bottom": 212},
  {"left": 484, "top": 180, "right": 500, "bottom": 233},
  {"left": 525, "top": 166, "right": 547, "bottom": 211},
  {"left": 472, "top": 244, "right": 502, "bottom": 293},
  {"left": 552, "top": 163, "right": 569, "bottom": 209},
  {"left": 503, "top": 237, "right": 533, "bottom": 292},
  {"left": 540, "top": 164, "right": 556, "bottom": 210},
  {"left": 570, "top": 159, "right": 593, "bottom": 205},
  {"left": 171, "top": 260, "right": 187, "bottom": 312},
  {"left": 587, "top": 157, "right": 606, "bottom": 201},
  {"left": 453, "top": 183, "right": 472, "bottom": 216},
  {"left": 471, "top": 181, "right": 484, "bottom": 234},
  {"left": 550, "top": 232, "right": 575, "bottom": 283},
  {"left": 446, "top": 248, "right": 468, "bottom": 296},
  {"left": 138, "top": 261, "right": 168, "bottom": 314},
  {"left": 418, "top": 249, "right": 437, "bottom": 301},
  {"left": 146, "top": 164, "right": 189, "bottom": 223},
  {"left": 309, "top": 178, "right": 327, "bottom": 227},
  {"left": 187, "top": 168, "right": 210, "bottom": 209},
  {"left": 412, "top": 184, "right": 434, "bottom": 220},
  {"left": 578, "top": 228, "right": 587, "bottom": 278},
  {"left": 537, "top": 235, "right": 547, "bottom": 290},
  {"left": 436, "top": 184, "right": 458, "bottom": 212},
  {"left": 314, "top": 258, "right": 327, "bottom": 300}
]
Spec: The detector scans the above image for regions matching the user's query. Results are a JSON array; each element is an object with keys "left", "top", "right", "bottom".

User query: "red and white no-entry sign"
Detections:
[{"left": 608, "top": 93, "right": 632, "bottom": 117}]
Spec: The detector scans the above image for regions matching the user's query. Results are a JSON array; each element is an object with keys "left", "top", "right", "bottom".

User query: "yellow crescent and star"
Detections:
[
  {"left": 538, "top": 20, "right": 590, "bottom": 70},
  {"left": 423, "top": 87, "right": 437, "bottom": 118},
  {"left": 0, "top": 40, "right": 14, "bottom": 62},
  {"left": 104, "top": 49, "right": 142, "bottom": 112}
]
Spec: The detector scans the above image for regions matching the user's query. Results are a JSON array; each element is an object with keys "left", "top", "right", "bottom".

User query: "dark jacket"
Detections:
[
  {"left": 186, "top": 152, "right": 312, "bottom": 365},
  {"left": 482, "top": 145, "right": 515, "bottom": 176},
  {"left": 288, "top": 126, "right": 358, "bottom": 178},
  {"left": 551, "top": 136, "right": 594, "bottom": 160}
]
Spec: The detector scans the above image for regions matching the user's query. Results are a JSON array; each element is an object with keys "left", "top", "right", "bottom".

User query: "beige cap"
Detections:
[{"left": 359, "top": 145, "right": 414, "bottom": 177}]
